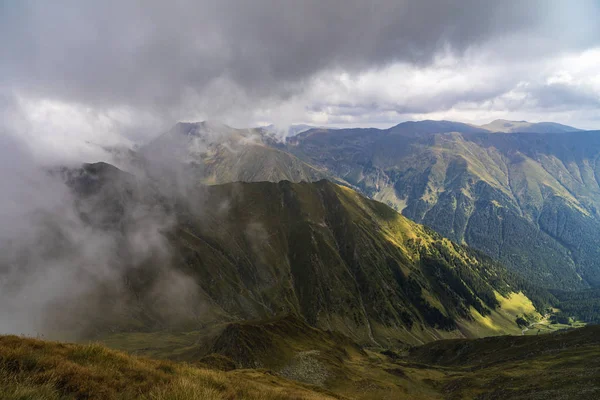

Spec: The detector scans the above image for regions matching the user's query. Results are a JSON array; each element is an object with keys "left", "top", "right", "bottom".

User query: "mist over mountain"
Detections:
[
  {"left": 121, "top": 118, "right": 600, "bottom": 292},
  {"left": 3, "top": 116, "right": 588, "bottom": 344},
  {"left": 139, "top": 121, "right": 325, "bottom": 186},
  {"left": 0, "top": 154, "right": 550, "bottom": 345},
  {"left": 0, "top": 135, "right": 593, "bottom": 397},
  {"left": 2, "top": 1, "right": 600, "bottom": 398},
  {"left": 260, "top": 124, "right": 331, "bottom": 138},
  {"left": 95, "top": 117, "right": 600, "bottom": 292}
]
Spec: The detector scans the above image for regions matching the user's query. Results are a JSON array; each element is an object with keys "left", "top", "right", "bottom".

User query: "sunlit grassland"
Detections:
[{"left": 0, "top": 335, "right": 340, "bottom": 400}]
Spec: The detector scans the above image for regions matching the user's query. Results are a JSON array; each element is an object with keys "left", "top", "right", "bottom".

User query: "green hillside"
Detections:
[
  {"left": 140, "top": 121, "right": 325, "bottom": 185},
  {"left": 286, "top": 123, "right": 600, "bottom": 290},
  {"left": 405, "top": 325, "right": 600, "bottom": 399},
  {"left": 59, "top": 163, "right": 550, "bottom": 346},
  {"left": 0, "top": 334, "right": 340, "bottom": 400}
]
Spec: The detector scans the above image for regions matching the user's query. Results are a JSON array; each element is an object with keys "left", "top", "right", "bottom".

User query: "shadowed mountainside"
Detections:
[
  {"left": 135, "top": 119, "right": 599, "bottom": 291},
  {"left": 404, "top": 325, "right": 600, "bottom": 399},
  {"left": 284, "top": 121, "right": 600, "bottom": 290},
  {"left": 57, "top": 162, "right": 552, "bottom": 346}
]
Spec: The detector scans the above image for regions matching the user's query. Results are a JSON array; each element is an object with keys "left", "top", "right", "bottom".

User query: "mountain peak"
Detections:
[
  {"left": 260, "top": 123, "right": 332, "bottom": 137},
  {"left": 387, "top": 119, "right": 489, "bottom": 136},
  {"left": 480, "top": 119, "right": 581, "bottom": 133},
  {"left": 172, "top": 120, "right": 233, "bottom": 136}
]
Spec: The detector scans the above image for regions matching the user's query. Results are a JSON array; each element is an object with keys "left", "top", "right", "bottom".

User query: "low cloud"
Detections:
[{"left": 0, "top": 131, "right": 205, "bottom": 339}]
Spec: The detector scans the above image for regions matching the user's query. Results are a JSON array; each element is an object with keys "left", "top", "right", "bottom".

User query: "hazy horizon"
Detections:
[{"left": 0, "top": 0, "right": 599, "bottom": 166}]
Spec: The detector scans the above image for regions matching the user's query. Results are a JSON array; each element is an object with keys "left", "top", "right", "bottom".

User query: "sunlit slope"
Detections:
[
  {"left": 66, "top": 164, "right": 550, "bottom": 345},
  {"left": 288, "top": 124, "right": 600, "bottom": 289},
  {"left": 170, "top": 178, "right": 551, "bottom": 345}
]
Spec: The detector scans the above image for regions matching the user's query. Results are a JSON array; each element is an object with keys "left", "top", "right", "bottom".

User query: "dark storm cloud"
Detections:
[{"left": 2, "top": 0, "right": 598, "bottom": 115}]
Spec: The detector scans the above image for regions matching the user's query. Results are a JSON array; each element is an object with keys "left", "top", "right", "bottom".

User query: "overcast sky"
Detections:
[{"left": 2, "top": 0, "right": 600, "bottom": 161}]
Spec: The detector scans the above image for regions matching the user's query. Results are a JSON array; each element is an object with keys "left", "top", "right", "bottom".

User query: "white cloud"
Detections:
[
  {"left": 259, "top": 47, "right": 600, "bottom": 129},
  {"left": 5, "top": 46, "right": 600, "bottom": 156},
  {"left": 1, "top": 2, "right": 599, "bottom": 158}
]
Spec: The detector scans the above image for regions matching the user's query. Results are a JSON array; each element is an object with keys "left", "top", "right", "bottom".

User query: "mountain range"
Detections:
[
  {"left": 3, "top": 118, "right": 600, "bottom": 399},
  {"left": 285, "top": 120, "right": 600, "bottom": 290},
  {"left": 131, "top": 119, "right": 600, "bottom": 292},
  {"left": 60, "top": 162, "right": 549, "bottom": 346}
]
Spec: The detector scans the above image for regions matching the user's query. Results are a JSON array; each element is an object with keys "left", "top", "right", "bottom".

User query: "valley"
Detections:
[
  {"left": 2, "top": 120, "right": 599, "bottom": 399},
  {"left": 4, "top": 2, "right": 600, "bottom": 398}
]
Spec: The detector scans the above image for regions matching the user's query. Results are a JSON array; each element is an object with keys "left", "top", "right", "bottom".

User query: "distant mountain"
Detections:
[
  {"left": 389, "top": 120, "right": 490, "bottom": 136},
  {"left": 135, "top": 119, "right": 600, "bottom": 291},
  {"left": 140, "top": 121, "right": 325, "bottom": 184},
  {"left": 480, "top": 119, "right": 582, "bottom": 133},
  {"left": 58, "top": 162, "right": 549, "bottom": 346},
  {"left": 260, "top": 123, "right": 330, "bottom": 137},
  {"left": 283, "top": 121, "right": 600, "bottom": 290}
]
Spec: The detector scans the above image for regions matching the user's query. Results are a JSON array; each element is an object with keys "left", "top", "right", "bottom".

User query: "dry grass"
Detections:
[{"left": 0, "top": 335, "right": 340, "bottom": 400}]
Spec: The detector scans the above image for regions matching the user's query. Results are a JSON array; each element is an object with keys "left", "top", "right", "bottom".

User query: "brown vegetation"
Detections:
[{"left": 0, "top": 335, "right": 340, "bottom": 400}]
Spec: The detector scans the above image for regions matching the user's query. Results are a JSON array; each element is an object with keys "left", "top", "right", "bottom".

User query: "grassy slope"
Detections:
[
  {"left": 456, "top": 291, "right": 538, "bottom": 337},
  {"left": 170, "top": 180, "right": 549, "bottom": 345},
  {"left": 3, "top": 325, "right": 600, "bottom": 400},
  {"left": 96, "top": 316, "right": 445, "bottom": 400},
  {"left": 288, "top": 127, "right": 600, "bottom": 289},
  {"left": 64, "top": 165, "right": 550, "bottom": 346},
  {"left": 0, "top": 334, "right": 341, "bottom": 400},
  {"left": 404, "top": 325, "right": 600, "bottom": 399}
]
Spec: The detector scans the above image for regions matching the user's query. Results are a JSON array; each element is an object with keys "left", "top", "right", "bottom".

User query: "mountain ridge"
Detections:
[
  {"left": 282, "top": 125, "right": 600, "bottom": 290},
  {"left": 56, "top": 162, "right": 551, "bottom": 346},
  {"left": 110, "top": 118, "right": 598, "bottom": 291},
  {"left": 480, "top": 119, "right": 582, "bottom": 133}
]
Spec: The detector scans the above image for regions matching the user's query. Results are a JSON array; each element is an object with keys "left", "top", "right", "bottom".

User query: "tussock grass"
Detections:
[{"left": 0, "top": 335, "right": 339, "bottom": 400}]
